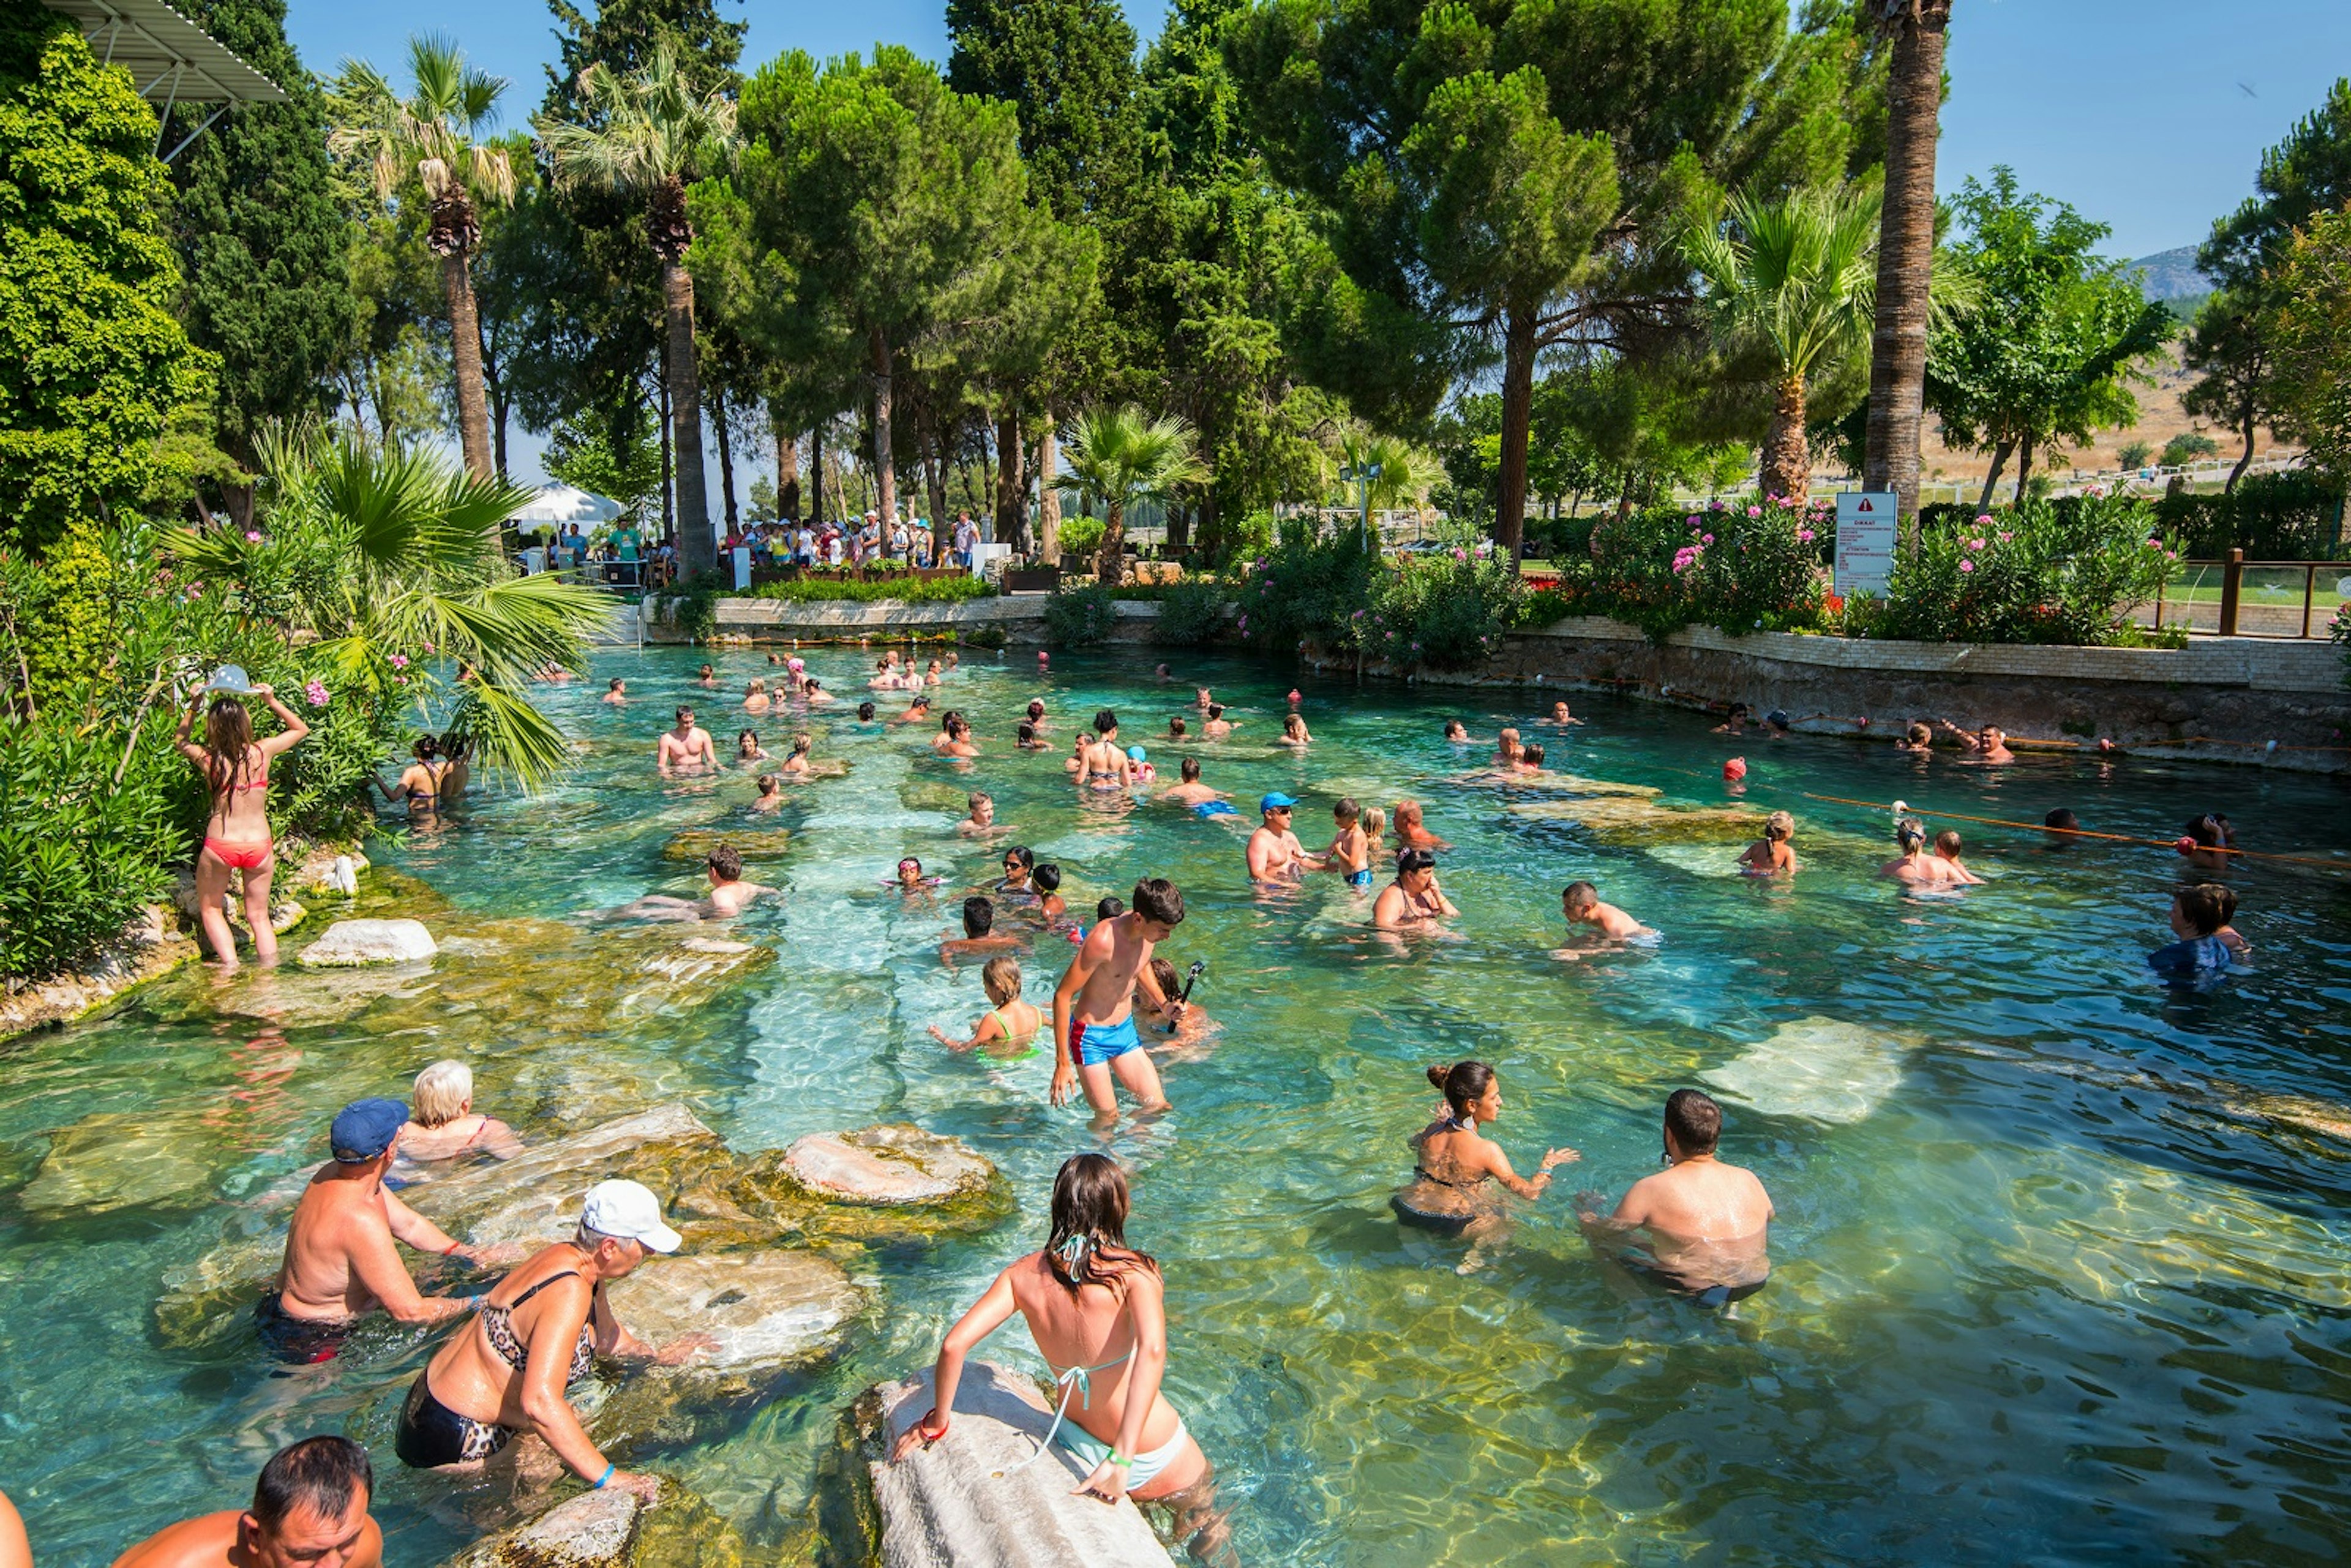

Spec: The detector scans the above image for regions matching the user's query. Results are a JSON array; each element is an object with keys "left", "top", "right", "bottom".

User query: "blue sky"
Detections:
[{"left": 277, "top": 0, "right": 2351, "bottom": 486}]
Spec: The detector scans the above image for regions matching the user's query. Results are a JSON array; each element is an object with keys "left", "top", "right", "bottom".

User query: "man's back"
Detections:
[
  {"left": 279, "top": 1172, "right": 377, "bottom": 1316},
  {"left": 1625, "top": 1158, "right": 1771, "bottom": 1241}
]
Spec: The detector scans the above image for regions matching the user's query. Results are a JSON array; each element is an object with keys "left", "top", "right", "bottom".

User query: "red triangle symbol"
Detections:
[{"left": 1857, "top": 498, "right": 1874, "bottom": 511}]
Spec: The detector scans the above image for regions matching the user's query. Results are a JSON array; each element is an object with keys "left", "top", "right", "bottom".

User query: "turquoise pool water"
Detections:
[{"left": 5, "top": 644, "right": 2351, "bottom": 1565}]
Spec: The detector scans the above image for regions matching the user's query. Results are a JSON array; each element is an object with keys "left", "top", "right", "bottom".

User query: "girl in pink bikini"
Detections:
[{"left": 176, "top": 673, "right": 309, "bottom": 969}]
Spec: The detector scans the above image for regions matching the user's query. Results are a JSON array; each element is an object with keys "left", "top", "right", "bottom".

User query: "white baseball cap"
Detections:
[{"left": 579, "top": 1179, "right": 682, "bottom": 1253}]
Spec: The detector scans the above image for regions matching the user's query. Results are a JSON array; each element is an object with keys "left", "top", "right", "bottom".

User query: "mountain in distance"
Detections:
[{"left": 2131, "top": 244, "right": 2213, "bottom": 302}]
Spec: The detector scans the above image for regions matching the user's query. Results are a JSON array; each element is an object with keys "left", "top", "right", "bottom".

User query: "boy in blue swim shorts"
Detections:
[{"left": 1052, "top": 877, "right": 1188, "bottom": 1124}]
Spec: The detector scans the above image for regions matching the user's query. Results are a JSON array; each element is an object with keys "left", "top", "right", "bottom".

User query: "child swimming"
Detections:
[
  {"left": 1736, "top": 811, "right": 1799, "bottom": 876},
  {"left": 928, "top": 954, "right": 1044, "bottom": 1055},
  {"left": 1326, "top": 798, "right": 1372, "bottom": 890}
]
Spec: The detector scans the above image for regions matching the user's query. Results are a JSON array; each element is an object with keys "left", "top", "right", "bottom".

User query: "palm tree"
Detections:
[
  {"left": 172, "top": 426, "right": 613, "bottom": 785},
  {"left": 1862, "top": 0, "right": 1954, "bottom": 534},
  {"left": 1335, "top": 427, "right": 1437, "bottom": 541},
  {"left": 1059, "top": 407, "right": 1209, "bottom": 584},
  {"left": 1685, "top": 186, "right": 1882, "bottom": 505},
  {"left": 329, "top": 37, "right": 516, "bottom": 481},
  {"left": 536, "top": 47, "right": 739, "bottom": 580}
]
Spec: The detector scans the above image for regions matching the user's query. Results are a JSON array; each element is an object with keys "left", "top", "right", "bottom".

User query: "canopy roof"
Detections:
[
  {"left": 513, "top": 485, "right": 623, "bottom": 527},
  {"left": 42, "top": 0, "right": 287, "bottom": 105}
]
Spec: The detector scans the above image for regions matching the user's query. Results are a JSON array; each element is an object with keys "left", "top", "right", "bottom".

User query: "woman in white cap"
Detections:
[
  {"left": 394, "top": 1179, "right": 696, "bottom": 1495},
  {"left": 174, "top": 670, "right": 309, "bottom": 969}
]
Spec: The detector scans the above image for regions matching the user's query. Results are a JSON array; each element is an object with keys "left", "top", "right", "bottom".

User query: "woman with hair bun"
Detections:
[
  {"left": 892, "top": 1153, "right": 1208, "bottom": 1507},
  {"left": 371, "top": 735, "right": 452, "bottom": 819},
  {"left": 1394, "top": 1062, "right": 1578, "bottom": 1258}
]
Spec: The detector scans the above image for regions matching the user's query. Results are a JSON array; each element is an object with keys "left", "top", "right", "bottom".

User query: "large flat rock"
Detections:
[
  {"left": 19, "top": 1106, "right": 229, "bottom": 1218},
  {"left": 782, "top": 1126, "right": 994, "bottom": 1207},
  {"left": 441, "top": 1479, "right": 746, "bottom": 1568},
  {"left": 296, "top": 917, "right": 437, "bottom": 967},
  {"left": 660, "top": 828, "right": 792, "bottom": 865},
  {"left": 408, "top": 1103, "right": 722, "bottom": 1246},
  {"left": 864, "top": 1362, "right": 1174, "bottom": 1568},
  {"left": 1509, "top": 796, "right": 1763, "bottom": 845},
  {"left": 1702, "top": 1016, "right": 1905, "bottom": 1124}
]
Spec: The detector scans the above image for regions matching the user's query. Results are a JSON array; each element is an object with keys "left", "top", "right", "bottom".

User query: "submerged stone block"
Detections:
[
  {"left": 782, "top": 1125, "right": 996, "bottom": 1207},
  {"left": 296, "top": 918, "right": 438, "bottom": 967}
]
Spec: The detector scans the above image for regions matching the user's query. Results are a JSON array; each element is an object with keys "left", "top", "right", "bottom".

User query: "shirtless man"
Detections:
[
  {"left": 1373, "top": 847, "right": 1458, "bottom": 929},
  {"left": 941, "top": 896, "right": 1025, "bottom": 965},
  {"left": 1158, "top": 756, "right": 1225, "bottom": 808},
  {"left": 957, "top": 791, "right": 1003, "bottom": 836},
  {"left": 1052, "top": 878, "right": 1187, "bottom": 1120},
  {"left": 892, "top": 695, "right": 932, "bottom": 727},
  {"left": 1393, "top": 799, "right": 1451, "bottom": 852},
  {"left": 1246, "top": 793, "right": 1324, "bottom": 882},
  {"left": 114, "top": 1436, "right": 381, "bottom": 1568},
  {"left": 602, "top": 678, "right": 628, "bottom": 706},
  {"left": 1493, "top": 727, "right": 1523, "bottom": 767},
  {"left": 702, "top": 844, "right": 774, "bottom": 915},
  {"left": 1556, "top": 880, "right": 1651, "bottom": 948},
  {"left": 749, "top": 774, "right": 783, "bottom": 814},
  {"left": 257, "top": 1098, "right": 484, "bottom": 1362},
  {"left": 1325, "top": 798, "right": 1372, "bottom": 890},
  {"left": 656, "top": 706, "right": 722, "bottom": 774},
  {"left": 1578, "top": 1089, "right": 1772, "bottom": 1305},
  {"left": 1202, "top": 703, "right": 1234, "bottom": 740},
  {"left": 1024, "top": 698, "right": 1051, "bottom": 733},
  {"left": 1937, "top": 719, "right": 2014, "bottom": 763},
  {"left": 1543, "top": 699, "right": 1583, "bottom": 727}
]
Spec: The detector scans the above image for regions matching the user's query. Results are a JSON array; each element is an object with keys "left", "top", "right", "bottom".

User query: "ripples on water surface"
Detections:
[{"left": 4, "top": 647, "right": 2351, "bottom": 1565}]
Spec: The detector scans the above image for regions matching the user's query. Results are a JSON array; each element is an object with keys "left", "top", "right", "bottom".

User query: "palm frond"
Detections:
[{"left": 440, "top": 680, "right": 578, "bottom": 789}]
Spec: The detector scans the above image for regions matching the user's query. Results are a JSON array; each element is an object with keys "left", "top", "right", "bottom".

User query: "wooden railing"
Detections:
[{"left": 2139, "top": 550, "right": 2351, "bottom": 639}]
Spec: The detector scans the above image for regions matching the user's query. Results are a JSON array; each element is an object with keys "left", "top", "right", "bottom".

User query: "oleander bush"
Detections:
[
  {"left": 1149, "top": 578, "right": 1233, "bottom": 647},
  {"left": 1043, "top": 583, "right": 1120, "bottom": 646},
  {"left": 742, "top": 572, "right": 994, "bottom": 606}
]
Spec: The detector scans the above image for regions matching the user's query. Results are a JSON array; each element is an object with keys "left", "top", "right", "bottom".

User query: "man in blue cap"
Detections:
[
  {"left": 1245, "top": 792, "right": 1324, "bottom": 883},
  {"left": 258, "top": 1098, "right": 491, "bottom": 1362}
]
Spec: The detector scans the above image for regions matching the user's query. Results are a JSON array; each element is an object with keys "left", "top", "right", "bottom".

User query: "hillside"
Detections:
[{"left": 2132, "top": 245, "right": 2212, "bottom": 301}]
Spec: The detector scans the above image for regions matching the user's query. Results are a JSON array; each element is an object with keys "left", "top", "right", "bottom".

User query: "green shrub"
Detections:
[
  {"left": 0, "top": 715, "right": 179, "bottom": 978},
  {"left": 2154, "top": 469, "right": 2350, "bottom": 560},
  {"left": 654, "top": 573, "right": 721, "bottom": 641},
  {"left": 743, "top": 572, "right": 993, "bottom": 606},
  {"left": 1043, "top": 583, "right": 1120, "bottom": 646},
  {"left": 1231, "top": 522, "right": 1376, "bottom": 653},
  {"left": 1150, "top": 579, "right": 1232, "bottom": 647},
  {"left": 2161, "top": 432, "right": 2221, "bottom": 466},
  {"left": 1870, "top": 489, "right": 2178, "bottom": 645},
  {"left": 2117, "top": 440, "right": 2155, "bottom": 470},
  {"left": 1056, "top": 515, "right": 1106, "bottom": 555},
  {"left": 958, "top": 622, "right": 1008, "bottom": 651},
  {"left": 1359, "top": 549, "right": 1522, "bottom": 669},
  {"left": 1538, "top": 498, "right": 1829, "bottom": 640}
]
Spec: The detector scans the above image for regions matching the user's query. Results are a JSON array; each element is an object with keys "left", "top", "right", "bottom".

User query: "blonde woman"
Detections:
[
  {"left": 175, "top": 675, "right": 309, "bottom": 969},
  {"left": 398, "top": 1061, "right": 522, "bottom": 1163}
]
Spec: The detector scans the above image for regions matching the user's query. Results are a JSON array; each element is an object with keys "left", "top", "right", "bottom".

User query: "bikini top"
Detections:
[{"left": 480, "top": 1269, "right": 599, "bottom": 1386}]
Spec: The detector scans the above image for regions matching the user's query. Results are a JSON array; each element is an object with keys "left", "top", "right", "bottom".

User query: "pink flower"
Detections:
[
  {"left": 1745, "top": 506, "right": 1762, "bottom": 517},
  {"left": 422, "top": 642, "right": 436, "bottom": 653},
  {"left": 1959, "top": 560, "right": 1975, "bottom": 573},
  {"left": 1453, "top": 547, "right": 1468, "bottom": 561},
  {"left": 1968, "top": 537, "right": 1987, "bottom": 550},
  {"left": 304, "top": 680, "right": 329, "bottom": 708},
  {"left": 389, "top": 653, "right": 409, "bottom": 669},
  {"left": 1702, "top": 534, "right": 1715, "bottom": 545},
  {"left": 1998, "top": 531, "right": 2013, "bottom": 542},
  {"left": 1686, "top": 516, "right": 1700, "bottom": 527},
  {"left": 185, "top": 583, "right": 203, "bottom": 598},
  {"left": 1797, "top": 528, "right": 1815, "bottom": 542},
  {"left": 1974, "top": 514, "right": 1994, "bottom": 527},
  {"left": 244, "top": 530, "right": 262, "bottom": 543}
]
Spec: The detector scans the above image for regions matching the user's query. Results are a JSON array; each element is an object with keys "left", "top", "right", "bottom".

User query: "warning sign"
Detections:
[{"left": 1834, "top": 492, "right": 1899, "bottom": 596}]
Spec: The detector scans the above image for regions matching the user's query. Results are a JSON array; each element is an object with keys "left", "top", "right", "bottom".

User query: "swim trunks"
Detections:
[
  {"left": 1068, "top": 1013, "right": 1142, "bottom": 1068},
  {"left": 254, "top": 1292, "right": 354, "bottom": 1365},
  {"left": 1192, "top": 801, "right": 1238, "bottom": 818},
  {"left": 1347, "top": 868, "right": 1373, "bottom": 889}
]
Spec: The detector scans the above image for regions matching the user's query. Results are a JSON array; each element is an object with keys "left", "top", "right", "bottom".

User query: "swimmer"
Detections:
[
  {"left": 750, "top": 773, "right": 783, "bottom": 813},
  {"left": 542, "top": 664, "right": 576, "bottom": 683},
  {"left": 743, "top": 678, "right": 771, "bottom": 716},
  {"left": 397, "top": 1060, "right": 520, "bottom": 1163},
  {"left": 1130, "top": 956, "right": 1202, "bottom": 1034},
  {"left": 178, "top": 681, "right": 308, "bottom": 969},
  {"left": 1079, "top": 710, "right": 1130, "bottom": 787},
  {"left": 702, "top": 844, "right": 775, "bottom": 916},
  {"left": 1576, "top": 1089, "right": 1773, "bottom": 1305},
  {"left": 1158, "top": 757, "right": 1226, "bottom": 809},
  {"left": 737, "top": 729, "right": 770, "bottom": 762},
  {"left": 1126, "top": 745, "right": 1155, "bottom": 785},
  {"left": 2044, "top": 808, "right": 2081, "bottom": 838},
  {"left": 945, "top": 653, "right": 960, "bottom": 673},
  {"left": 2148, "top": 883, "right": 2237, "bottom": 980},
  {"left": 928, "top": 954, "right": 1043, "bottom": 1054},
  {"left": 1895, "top": 721, "right": 1933, "bottom": 755},
  {"left": 1393, "top": 799, "right": 1450, "bottom": 852},
  {"left": 997, "top": 846, "right": 1036, "bottom": 898},
  {"left": 893, "top": 856, "right": 942, "bottom": 891},
  {"left": 1026, "top": 698, "right": 1051, "bottom": 732},
  {"left": 0, "top": 1490, "right": 23, "bottom": 1568},
  {"left": 1556, "top": 880, "right": 1651, "bottom": 948},
  {"left": 1933, "top": 830, "right": 1985, "bottom": 885},
  {"left": 2210, "top": 885, "right": 2252, "bottom": 961},
  {"left": 1245, "top": 793, "right": 1325, "bottom": 882},
  {"left": 924, "top": 658, "right": 943, "bottom": 685},
  {"left": 1325, "top": 798, "right": 1372, "bottom": 890},
  {"left": 1155, "top": 662, "right": 1172, "bottom": 683},
  {"left": 1494, "top": 727, "right": 1523, "bottom": 766},
  {"left": 891, "top": 1154, "right": 1212, "bottom": 1512},
  {"left": 1545, "top": 699, "right": 1583, "bottom": 727},
  {"left": 2180, "top": 812, "right": 2236, "bottom": 868},
  {"left": 369, "top": 734, "right": 451, "bottom": 819},
  {"left": 1937, "top": 719, "right": 2013, "bottom": 762},
  {"left": 1373, "top": 847, "right": 1457, "bottom": 929},
  {"left": 1052, "top": 879, "right": 1186, "bottom": 1118},
  {"left": 943, "top": 896, "right": 1024, "bottom": 966},
  {"left": 1443, "top": 719, "right": 1471, "bottom": 743},
  {"left": 1017, "top": 721, "right": 1047, "bottom": 751},
  {"left": 1359, "top": 805, "right": 1385, "bottom": 863},
  {"left": 894, "top": 695, "right": 933, "bottom": 726},
  {"left": 602, "top": 678, "right": 628, "bottom": 706},
  {"left": 1194, "top": 686, "right": 1213, "bottom": 711},
  {"left": 1514, "top": 741, "right": 1547, "bottom": 774},
  {"left": 441, "top": 736, "right": 471, "bottom": 806},
  {"left": 1167, "top": 715, "right": 1188, "bottom": 739},
  {"left": 779, "top": 733, "right": 814, "bottom": 776},
  {"left": 939, "top": 712, "right": 981, "bottom": 759},
  {"left": 1394, "top": 1062, "right": 1578, "bottom": 1263},
  {"left": 394, "top": 1181, "right": 694, "bottom": 1496},
  {"left": 1879, "top": 817, "right": 1954, "bottom": 885},
  {"left": 114, "top": 1435, "right": 381, "bottom": 1568},
  {"left": 697, "top": 664, "right": 718, "bottom": 688},
  {"left": 1032, "top": 863, "right": 1068, "bottom": 922},
  {"left": 1736, "top": 810, "right": 1799, "bottom": 876},
  {"left": 957, "top": 791, "right": 1002, "bottom": 836},
  {"left": 1761, "top": 708, "right": 1792, "bottom": 738},
  {"left": 1202, "top": 703, "right": 1234, "bottom": 740},
  {"left": 802, "top": 677, "right": 833, "bottom": 705},
  {"left": 657, "top": 706, "right": 722, "bottom": 774},
  {"left": 258, "top": 1098, "right": 487, "bottom": 1364},
  {"left": 1275, "top": 713, "right": 1312, "bottom": 749},
  {"left": 857, "top": 700, "right": 879, "bottom": 723},
  {"left": 1711, "top": 702, "right": 1750, "bottom": 735}
]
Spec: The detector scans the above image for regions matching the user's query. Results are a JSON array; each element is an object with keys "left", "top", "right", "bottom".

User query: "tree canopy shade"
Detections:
[
  {"left": 0, "top": 12, "right": 212, "bottom": 553},
  {"left": 1684, "top": 184, "right": 1879, "bottom": 502},
  {"left": 1234, "top": 0, "right": 1885, "bottom": 557},
  {"left": 947, "top": 0, "right": 1140, "bottom": 224},
  {"left": 1926, "top": 169, "right": 2172, "bottom": 507},
  {"left": 163, "top": 0, "right": 354, "bottom": 477}
]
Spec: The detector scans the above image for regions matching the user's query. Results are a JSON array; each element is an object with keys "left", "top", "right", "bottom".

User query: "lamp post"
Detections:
[{"left": 1338, "top": 461, "right": 1382, "bottom": 552}]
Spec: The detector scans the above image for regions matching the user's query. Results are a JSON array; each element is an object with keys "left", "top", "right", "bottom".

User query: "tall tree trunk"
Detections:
[
  {"left": 489, "top": 383, "right": 511, "bottom": 482},
  {"left": 1198, "top": 490, "right": 1221, "bottom": 560},
  {"left": 1863, "top": 0, "right": 1951, "bottom": 537},
  {"left": 995, "top": 407, "right": 1026, "bottom": 549},
  {"left": 869, "top": 327, "right": 898, "bottom": 534},
  {"left": 1976, "top": 439, "right": 2014, "bottom": 509},
  {"left": 1496, "top": 311, "right": 1537, "bottom": 560},
  {"left": 713, "top": 383, "right": 738, "bottom": 533},
  {"left": 776, "top": 415, "right": 800, "bottom": 520},
  {"left": 2012, "top": 427, "right": 2037, "bottom": 504},
  {"left": 921, "top": 419, "right": 948, "bottom": 555},
  {"left": 657, "top": 372, "right": 674, "bottom": 545},
  {"left": 662, "top": 260, "right": 712, "bottom": 575},
  {"left": 440, "top": 246, "right": 494, "bottom": 479},
  {"left": 1097, "top": 500, "right": 1127, "bottom": 583},
  {"left": 2226, "top": 407, "right": 2255, "bottom": 493},
  {"left": 1762, "top": 372, "right": 1811, "bottom": 503},
  {"left": 810, "top": 424, "right": 825, "bottom": 522},
  {"left": 1037, "top": 422, "right": 1061, "bottom": 561},
  {"left": 1169, "top": 501, "right": 1190, "bottom": 550}
]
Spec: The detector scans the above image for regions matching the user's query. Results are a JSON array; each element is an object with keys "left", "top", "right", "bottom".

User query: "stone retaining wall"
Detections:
[{"left": 1432, "top": 618, "right": 2351, "bottom": 773}]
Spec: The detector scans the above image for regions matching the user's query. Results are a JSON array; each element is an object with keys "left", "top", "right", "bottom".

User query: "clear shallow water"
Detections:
[{"left": 6, "top": 646, "right": 2351, "bottom": 1565}]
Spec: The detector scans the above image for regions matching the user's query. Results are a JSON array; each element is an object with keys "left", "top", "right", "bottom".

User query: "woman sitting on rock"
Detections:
[
  {"left": 394, "top": 1180, "right": 702, "bottom": 1496},
  {"left": 397, "top": 1060, "right": 522, "bottom": 1165},
  {"left": 893, "top": 1153, "right": 1207, "bottom": 1506}
]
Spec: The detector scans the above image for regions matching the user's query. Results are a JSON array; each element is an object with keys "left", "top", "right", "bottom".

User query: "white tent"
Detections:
[{"left": 512, "top": 485, "right": 623, "bottom": 532}]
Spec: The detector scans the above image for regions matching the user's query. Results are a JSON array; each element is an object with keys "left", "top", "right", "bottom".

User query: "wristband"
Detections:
[
  {"left": 1108, "top": 1451, "right": 1133, "bottom": 1467},
  {"left": 441, "top": 1242, "right": 465, "bottom": 1258},
  {"left": 592, "top": 1463, "right": 614, "bottom": 1490},
  {"left": 920, "top": 1415, "right": 950, "bottom": 1442}
]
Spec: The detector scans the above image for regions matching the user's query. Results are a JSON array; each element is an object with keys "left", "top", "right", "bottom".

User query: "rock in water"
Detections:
[
  {"left": 861, "top": 1362, "right": 1175, "bottom": 1567},
  {"left": 441, "top": 1479, "right": 746, "bottom": 1568},
  {"left": 783, "top": 1125, "right": 994, "bottom": 1206},
  {"left": 1701, "top": 1016, "right": 1905, "bottom": 1124},
  {"left": 1509, "top": 797, "right": 1762, "bottom": 845},
  {"left": 296, "top": 918, "right": 437, "bottom": 967},
  {"left": 19, "top": 1106, "right": 227, "bottom": 1218},
  {"left": 407, "top": 1104, "right": 722, "bottom": 1246},
  {"left": 661, "top": 828, "right": 792, "bottom": 865}
]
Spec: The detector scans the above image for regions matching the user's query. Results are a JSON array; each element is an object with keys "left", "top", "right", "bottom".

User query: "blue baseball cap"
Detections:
[
  {"left": 330, "top": 1097, "right": 408, "bottom": 1163},
  {"left": 1260, "top": 792, "right": 1299, "bottom": 812}
]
